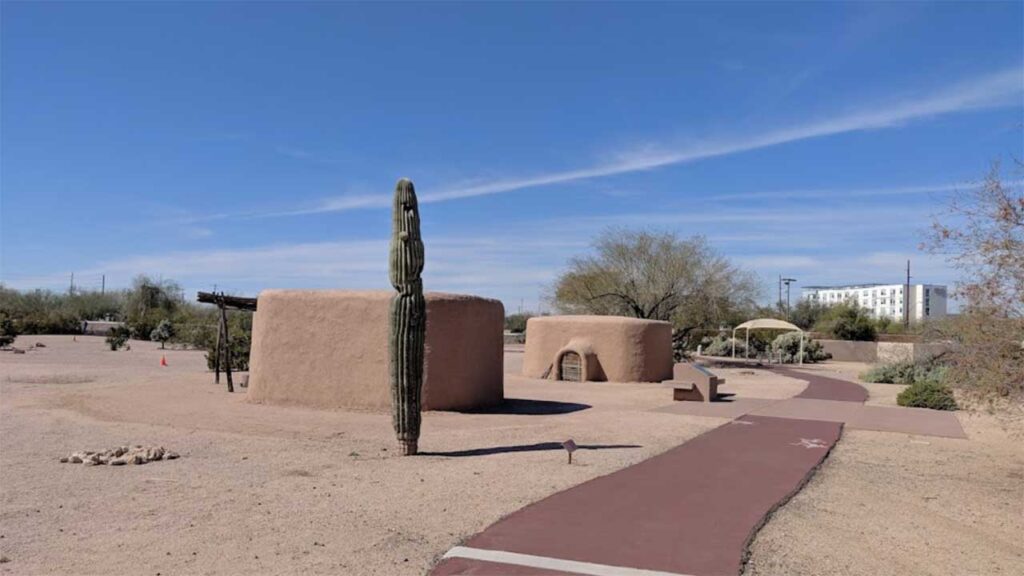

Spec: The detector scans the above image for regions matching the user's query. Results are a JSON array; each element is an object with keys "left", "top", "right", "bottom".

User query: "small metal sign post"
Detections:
[{"left": 562, "top": 439, "right": 577, "bottom": 464}]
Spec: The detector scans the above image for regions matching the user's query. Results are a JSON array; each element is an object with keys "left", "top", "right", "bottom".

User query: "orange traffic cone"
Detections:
[{"left": 160, "top": 355, "right": 168, "bottom": 367}]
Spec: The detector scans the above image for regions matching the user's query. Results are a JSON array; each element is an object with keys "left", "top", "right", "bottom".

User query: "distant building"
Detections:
[{"left": 801, "top": 283, "right": 948, "bottom": 322}]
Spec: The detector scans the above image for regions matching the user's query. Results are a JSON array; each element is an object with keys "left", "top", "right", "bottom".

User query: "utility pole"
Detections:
[
  {"left": 904, "top": 260, "right": 911, "bottom": 329},
  {"left": 778, "top": 275, "right": 783, "bottom": 311},
  {"left": 101, "top": 274, "right": 105, "bottom": 295},
  {"left": 69, "top": 273, "right": 74, "bottom": 295}
]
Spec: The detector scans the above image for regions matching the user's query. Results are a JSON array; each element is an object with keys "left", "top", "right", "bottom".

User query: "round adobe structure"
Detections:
[
  {"left": 522, "top": 315, "right": 673, "bottom": 383},
  {"left": 247, "top": 290, "right": 504, "bottom": 412}
]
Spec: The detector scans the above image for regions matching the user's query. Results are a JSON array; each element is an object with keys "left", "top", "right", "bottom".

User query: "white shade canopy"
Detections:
[
  {"left": 731, "top": 318, "right": 805, "bottom": 364},
  {"left": 734, "top": 318, "right": 802, "bottom": 332}
]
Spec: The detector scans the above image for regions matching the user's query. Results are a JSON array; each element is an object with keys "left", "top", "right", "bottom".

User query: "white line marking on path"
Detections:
[{"left": 442, "top": 546, "right": 694, "bottom": 576}]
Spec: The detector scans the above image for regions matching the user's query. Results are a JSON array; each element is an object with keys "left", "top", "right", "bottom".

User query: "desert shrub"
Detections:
[
  {"left": 205, "top": 331, "right": 251, "bottom": 371},
  {"left": 861, "top": 356, "right": 948, "bottom": 385},
  {"left": 861, "top": 360, "right": 914, "bottom": 384},
  {"left": 770, "top": 332, "right": 831, "bottom": 363},
  {"left": 150, "top": 320, "right": 175, "bottom": 349},
  {"left": 701, "top": 336, "right": 745, "bottom": 357},
  {"left": 173, "top": 322, "right": 217, "bottom": 350},
  {"left": 106, "top": 326, "right": 130, "bottom": 351},
  {"left": 897, "top": 381, "right": 958, "bottom": 411},
  {"left": 0, "top": 311, "right": 19, "bottom": 347},
  {"left": 504, "top": 313, "right": 532, "bottom": 334}
]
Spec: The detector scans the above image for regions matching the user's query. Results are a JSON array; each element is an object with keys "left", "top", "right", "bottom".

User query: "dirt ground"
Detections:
[
  {"left": 2, "top": 336, "right": 1021, "bottom": 575},
  {"left": 1, "top": 336, "right": 711, "bottom": 576},
  {"left": 744, "top": 413, "right": 1024, "bottom": 576}
]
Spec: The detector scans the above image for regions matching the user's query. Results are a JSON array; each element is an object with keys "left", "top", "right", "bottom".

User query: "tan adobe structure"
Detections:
[
  {"left": 247, "top": 290, "right": 504, "bottom": 412},
  {"left": 522, "top": 315, "right": 673, "bottom": 383}
]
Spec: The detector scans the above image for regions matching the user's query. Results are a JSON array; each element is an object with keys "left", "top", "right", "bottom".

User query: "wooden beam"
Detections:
[{"left": 197, "top": 291, "right": 257, "bottom": 311}]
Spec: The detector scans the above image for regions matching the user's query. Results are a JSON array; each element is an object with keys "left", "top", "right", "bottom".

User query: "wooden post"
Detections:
[
  {"left": 221, "top": 305, "right": 233, "bottom": 393},
  {"left": 214, "top": 312, "right": 222, "bottom": 384}
]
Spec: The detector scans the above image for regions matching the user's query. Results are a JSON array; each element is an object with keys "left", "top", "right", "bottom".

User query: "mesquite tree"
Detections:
[
  {"left": 388, "top": 178, "right": 426, "bottom": 455},
  {"left": 552, "top": 229, "right": 760, "bottom": 355}
]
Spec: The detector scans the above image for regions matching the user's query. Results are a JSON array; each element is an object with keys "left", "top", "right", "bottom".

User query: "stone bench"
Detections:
[{"left": 664, "top": 363, "right": 724, "bottom": 402}]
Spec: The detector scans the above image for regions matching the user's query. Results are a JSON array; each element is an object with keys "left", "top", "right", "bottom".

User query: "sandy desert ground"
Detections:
[{"left": 1, "top": 335, "right": 1021, "bottom": 576}]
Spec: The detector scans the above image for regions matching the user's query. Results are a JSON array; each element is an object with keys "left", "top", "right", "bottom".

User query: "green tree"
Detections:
[
  {"left": 552, "top": 229, "right": 760, "bottom": 350},
  {"left": 789, "top": 299, "right": 829, "bottom": 331},
  {"left": 814, "top": 303, "right": 877, "bottom": 341},
  {"left": 0, "top": 310, "right": 19, "bottom": 347},
  {"left": 122, "top": 276, "right": 181, "bottom": 340},
  {"left": 504, "top": 313, "right": 532, "bottom": 333}
]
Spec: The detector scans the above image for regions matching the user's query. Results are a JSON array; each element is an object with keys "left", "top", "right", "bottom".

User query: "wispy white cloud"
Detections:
[{"left": 248, "top": 65, "right": 1022, "bottom": 219}]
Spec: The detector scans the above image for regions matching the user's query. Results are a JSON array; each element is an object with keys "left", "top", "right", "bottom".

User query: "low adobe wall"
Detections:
[
  {"left": 522, "top": 315, "right": 673, "bottom": 383},
  {"left": 817, "top": 339, "right": 952, "bottom": 363},
  {"left": 247, "top": 290, "right": 504, "bottom": 412},
  {"left": 819, "top": 340, "right": 878, "bottom": 363}
]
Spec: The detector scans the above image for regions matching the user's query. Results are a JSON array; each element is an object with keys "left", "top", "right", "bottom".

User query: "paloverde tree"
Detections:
[
  {"left": 553, "top": 229, "right": 760, "bottom": 349},
  {"left": 924, "top": 163, "right": 1024, "bottom": 400}
]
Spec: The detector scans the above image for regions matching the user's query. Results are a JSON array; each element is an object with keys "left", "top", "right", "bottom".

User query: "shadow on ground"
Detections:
[
  {"left": 422, "top": 442, "right": 642, "bottom": 458},
  {"left": 456, "top": 398, "right": 592, "bottom": 416}
]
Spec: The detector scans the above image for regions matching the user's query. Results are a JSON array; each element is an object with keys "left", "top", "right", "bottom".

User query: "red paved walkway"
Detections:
[
  {"left": 775, "top": 367, "right": 869, "bottom": 403},
  {"left": 432, "top": 415, "right": 842, "bottom": 576}
]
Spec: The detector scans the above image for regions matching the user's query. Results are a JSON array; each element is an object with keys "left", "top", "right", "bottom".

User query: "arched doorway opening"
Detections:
[{"left": 559, "top": 351, "right": 583, "bottom": 381}]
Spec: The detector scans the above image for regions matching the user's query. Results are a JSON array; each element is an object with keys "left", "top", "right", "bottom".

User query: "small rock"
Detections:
[
  {"left": 131, "top": 455, "right": 147, "bottom": 465},
  {"left": 109, "top": 457, "right": 128, "bottom": 466},
  {"left": 59, "top": 457, "right": 69, "bottom": 463},
  {"left": 165, "top": 451, "right": 179, "bottom": 460},
  {"left": 35, "top": 342, "right": 46, "bottom": 348},
  {"left": 69, "top": 455, "right": 82, "bottom": 464}
]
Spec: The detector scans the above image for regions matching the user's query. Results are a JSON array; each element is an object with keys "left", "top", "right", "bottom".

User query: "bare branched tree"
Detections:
[
  {"left": 552, "top": 229, "right": 760, "bottom": 353},
  {"left": 924, "top": 162, "right": 1024, "bottom": 400}
]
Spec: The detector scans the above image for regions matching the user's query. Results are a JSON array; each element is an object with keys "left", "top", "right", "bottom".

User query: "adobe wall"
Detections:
[
  {"left": 247, "top": 290, "right": 503, "bottom": 412},
  {"left": 816, "top": 339, "right": 952, "bottom": 363},
  {"left": 819, "top": 340, "right": 878, "bottom": 363},
  {"left": 877, "top": 341, "right": 913, "bottom": 364},
  {"left": 522, "top": 315, "right": 673, "bottom": 383}
]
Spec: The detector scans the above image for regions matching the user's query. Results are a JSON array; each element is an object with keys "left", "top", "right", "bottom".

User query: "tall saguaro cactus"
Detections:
[{"left": 389, "top": 178, "right": 426, "bottom": 456}]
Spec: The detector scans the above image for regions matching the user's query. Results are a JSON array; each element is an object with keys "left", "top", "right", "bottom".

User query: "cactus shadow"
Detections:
[
  {"left": 456, "top": 398, "right": 592, "bottom": 416},
  {"left": 421, "top": 442, "right": 641, "bottom": 458}
]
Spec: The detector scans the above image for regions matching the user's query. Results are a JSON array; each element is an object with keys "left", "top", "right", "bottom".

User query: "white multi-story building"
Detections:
[{"left": 801, "top": 283, "right": 948, "bottom": 322}]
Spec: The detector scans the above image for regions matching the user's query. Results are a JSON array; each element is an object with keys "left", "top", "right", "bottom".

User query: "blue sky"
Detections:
[{"left": 2, "top": 2, "right": 1022, "bottom": 312}]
